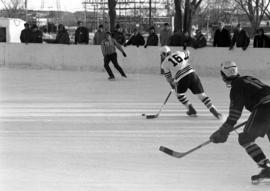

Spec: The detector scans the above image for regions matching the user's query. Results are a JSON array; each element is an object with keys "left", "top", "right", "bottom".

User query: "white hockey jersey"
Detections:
[{"left": 161, "top": 50, "right": 194, "bottom": 82}]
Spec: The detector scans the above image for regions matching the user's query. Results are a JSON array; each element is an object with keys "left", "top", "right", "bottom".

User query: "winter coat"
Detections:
[
  {"left": 230, "top": 29, "right": 250, "bottom": 49},
  {"left": 213, "top": 28, "right": 231, "bottom": 47},
  {"left": 55, "top": 30, "right": 70, "bottom": 44},
  {"left": 75, "top": 26, "right": 89, "bottom": 44},
  {"left": 145, "top": 33, "right": 159, "bottom": 47},
  {"left": 160, "top": 29, "right": 172, "bottom": 46},
  {"left": 112, "top": 31, "right": 126, "bottom": 45},
  {"left": 93, "top": 30, "right": 105, "bottom": 45},
  {"left": 125, "top": 33, "right": 145, "bottom": 47}
]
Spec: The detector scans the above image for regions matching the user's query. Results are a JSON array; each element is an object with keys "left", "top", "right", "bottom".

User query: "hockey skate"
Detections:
[
  {"left": 186, "top": 104, "right": 197, "bottom": 117},
  {"left": 210, "top": 107, "right": 222, "bottom": 119},
  {"left": 251, "top": 167, "right": 270, "bottom": 184}
]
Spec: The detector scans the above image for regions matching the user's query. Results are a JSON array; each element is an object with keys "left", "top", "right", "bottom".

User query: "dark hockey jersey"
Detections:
[{"left": 225, "top": 76, "right": 270, "bottom": 126}]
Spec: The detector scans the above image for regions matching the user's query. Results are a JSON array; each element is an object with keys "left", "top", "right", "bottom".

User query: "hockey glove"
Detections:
[
  {"left": 210, "top": 123, "right": 233, "bottom": 143},
  {"left": 122, "top": 52, "right": 127, "bottom": 57},
  {"left": 169, "top": 81, "right": 176, "bottom": 90}
]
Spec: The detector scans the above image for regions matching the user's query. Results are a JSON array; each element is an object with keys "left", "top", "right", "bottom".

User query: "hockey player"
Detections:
[
  {"left": 210, "top": 61, "right": 270, "bottom": 183},
  {"left": 160, "top": 46, "right": 221, "bottom": 119}
]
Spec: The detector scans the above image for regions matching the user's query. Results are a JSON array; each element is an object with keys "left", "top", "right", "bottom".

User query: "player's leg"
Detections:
[
  {"left": 239, "top": 105, "right": 270, "bottom": 181},
  {"left": 111, "top": 53, "right": 127, "bottom": 77},
  {"left": 188, "top": 72, "right": 221, "bottom": 119},
  {"left": 175, "top": 77, "right": 197, "bottom": 116},
  {"left": 104, "top": 55, "right": 114, "bottom": 79},
  {"left": 196, "top": 93, "right": 222, "bottom": 119}
]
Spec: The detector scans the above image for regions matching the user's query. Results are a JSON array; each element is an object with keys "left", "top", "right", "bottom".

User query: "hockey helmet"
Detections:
[
  {"left": 160, "top": 46, "right": 171, "bottom": 56},
  {"left": 220, "top": 61, "right": 239, "bottom": 86}
]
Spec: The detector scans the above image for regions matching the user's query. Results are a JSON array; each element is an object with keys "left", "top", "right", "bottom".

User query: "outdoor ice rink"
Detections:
[{"left": 0, "top": 68, "right": 269, "bottom": 191}]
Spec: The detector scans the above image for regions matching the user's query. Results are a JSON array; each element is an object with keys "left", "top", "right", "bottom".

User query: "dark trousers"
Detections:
[{"left": 104, "top": 53, "right": 126, "bottom": 77}]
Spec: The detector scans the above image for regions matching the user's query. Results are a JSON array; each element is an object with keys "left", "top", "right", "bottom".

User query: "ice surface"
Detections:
[{"left": 0, "top": 68, "right": 269, "bottom": 191}]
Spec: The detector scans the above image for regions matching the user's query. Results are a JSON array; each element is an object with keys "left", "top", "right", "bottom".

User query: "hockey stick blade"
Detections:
[
  {"left": 159, "top": 146, "right": 186, "bottom": 158},
  {"left": 146, "top": 114, "right": 158, "bottom": 119},
  {"left": 159, "top": 121, "right": 248, "bottom": 159}
]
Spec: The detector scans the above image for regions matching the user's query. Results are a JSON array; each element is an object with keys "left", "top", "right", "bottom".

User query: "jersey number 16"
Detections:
[{"left": 168, "top": 55, "right": 183, "bottom": 67}]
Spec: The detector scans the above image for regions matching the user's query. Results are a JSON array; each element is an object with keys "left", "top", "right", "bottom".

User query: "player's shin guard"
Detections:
[
  {"left": 177, "top": 94, "right": 189, "bottom": 108},
  {"left": 243, "top": 142, "right": 269, "bottom": 168},
  {"left": 200, "top": 96, "right": 221, "bottom": 119},
  {"left": 201, "top": 96, "right": 213, "bottom": 109}
]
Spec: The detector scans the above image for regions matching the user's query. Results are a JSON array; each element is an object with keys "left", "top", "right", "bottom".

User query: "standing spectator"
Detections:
[
  {"left": 230, "top": 24, "right": 250, "bottom": 50},
  {"left": 144, "top": 26, "right": 158, "bottom": 48},
  {"left": 112, "top": 24, "right": 126, "bottom": 45},
  {"left": 93, "top": 24, "right": 105, "bottom": 45},
  {"left": 54, "top": 24, "right": 70, "bottom": 44},
  {"left": 160, "top": 23, "right": 172, "bottom": 46},
  {"left": 31, "top": 24, "right": 43, "bottom": 43},
  {"left": 213, "top": 22, "right": 231, "bottom": 47},
  {"left": 20, "top": 23, "right": 32, "bottom": 43},
  {"left": 75, "top": 21, "right": 89, "bottom": 44},
  {"left": 192, "top": 29, "right": 207, "bottom": 49},
  {"left": 101, "top": 32, "right": 127, "bottom": 80},
  {"left": 253, "top": 28, "right": 270, "bottom": 48},
  {"left": 124, "top": 29, "right": 145, "bottom": 47}
]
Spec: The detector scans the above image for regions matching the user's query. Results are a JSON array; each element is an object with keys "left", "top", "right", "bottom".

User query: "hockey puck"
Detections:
[{"left": 141, "top": 113, "right": 146, "bottom": 116}]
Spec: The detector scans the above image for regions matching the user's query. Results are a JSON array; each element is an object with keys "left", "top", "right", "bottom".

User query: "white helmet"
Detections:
[
  {"left": 220, "top": 61, "right": 239, "bottom": 86},
  {"left": 160, "top": 46, "right": 171, "bottom": 55}
]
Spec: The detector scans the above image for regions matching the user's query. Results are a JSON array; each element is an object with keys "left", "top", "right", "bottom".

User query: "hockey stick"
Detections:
[
  {"left": 142, "top": 89, "right": 174, "bottom": 119},
  {"left": 159, "top": 121, "right": 247, "bottom": 158}
]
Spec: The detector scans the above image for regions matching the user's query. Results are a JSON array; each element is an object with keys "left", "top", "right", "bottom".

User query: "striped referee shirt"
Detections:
[{"left": 101, "top": 38, "right": 124, "bottom": 56}]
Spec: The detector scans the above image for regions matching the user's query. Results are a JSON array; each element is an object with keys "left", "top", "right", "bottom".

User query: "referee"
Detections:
[{"left": 101, "top": 32, "right": 127, "bottom": 80}]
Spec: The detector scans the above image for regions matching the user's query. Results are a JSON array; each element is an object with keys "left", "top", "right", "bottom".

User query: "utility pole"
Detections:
[{"left": 25, "top": 0, "right": 28, "bottom": 21}]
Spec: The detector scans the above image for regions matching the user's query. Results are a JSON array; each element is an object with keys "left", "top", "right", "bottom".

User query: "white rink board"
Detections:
[{"left": 0, "top": 44, "right": 270, "bottom": 77}]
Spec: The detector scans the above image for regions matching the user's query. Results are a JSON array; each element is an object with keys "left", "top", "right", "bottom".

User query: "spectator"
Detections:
[
  {"left": 253, "top": 28, "right": 270, "bottom": 48},
  {"left": 101, "top": 32, "right": 127, "bottom": 80},
  {"left": 213, "top": 22, "right": 231, "bottom": 47},
  {"left": 192, "top": 29, "right": 207, "bottom": 49},
  {"left": 75, "top": 21, "right": 89, "bottom": 44},
  {"left": 54, "top": 24, "right": 70, "bottom": 44},
  {"left": 230, "top": 24, "right": 250, "bottom": 50},
  {"left": 93, "top": 24, "right": 105, "bottom": 45},
  {"left": 31, "top": 24, "right": 43, "bottom": 43},
  {"left": 124, "top": 29, "right": 145, "bottom": 47},
  {"left": 112, "top": 24, "right": 126, "bottom": 45},
  {"left": 169, "top": 31, "right": 182, "bottom": 46},
  {"left": 160, "top": 23, "right": 172, "bottom": 46},
  {"left": 144, "top": 26, "right": 158, "bottom": 48},
  {"left": 20, "top": 23, "right": 32, "bottom": 43}
]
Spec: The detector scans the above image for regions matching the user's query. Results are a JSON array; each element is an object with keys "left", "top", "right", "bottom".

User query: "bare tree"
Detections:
[
  {"left": 174, "top": 0, "right": 203, "bottom": 33},
  {"left": 174, "top": 0, "right": 183, "bottom": 32},
  {"left": 108, "top": 0, "right": 117, "bottom": 32},
  {"left": 234, "top": 0, "right": 270, "bottom": 34},
  {"left": 0, "top": 0, "right": 24, "bottom": 18},
  {"left": 183, "top": 0, "right": 203, "bottom": 33}
]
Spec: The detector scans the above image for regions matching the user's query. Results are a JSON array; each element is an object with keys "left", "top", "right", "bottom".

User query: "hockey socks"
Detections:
[
  {"left": 177, "top": 94, "right": 189, "bottom": 108},
  {"left": 201, "top": 96, "right": 221, "bottom": 119},
  {"left": 201, "top": 96, "right": 213, "bottom": 109},
  {"left": 244, "top": 142, "right": 269, "bottom": 168}
]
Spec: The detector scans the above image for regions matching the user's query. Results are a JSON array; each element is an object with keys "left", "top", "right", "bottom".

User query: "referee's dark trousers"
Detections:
[{"left": 104, "top": 53, "right": 126, "bottom": 78}]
